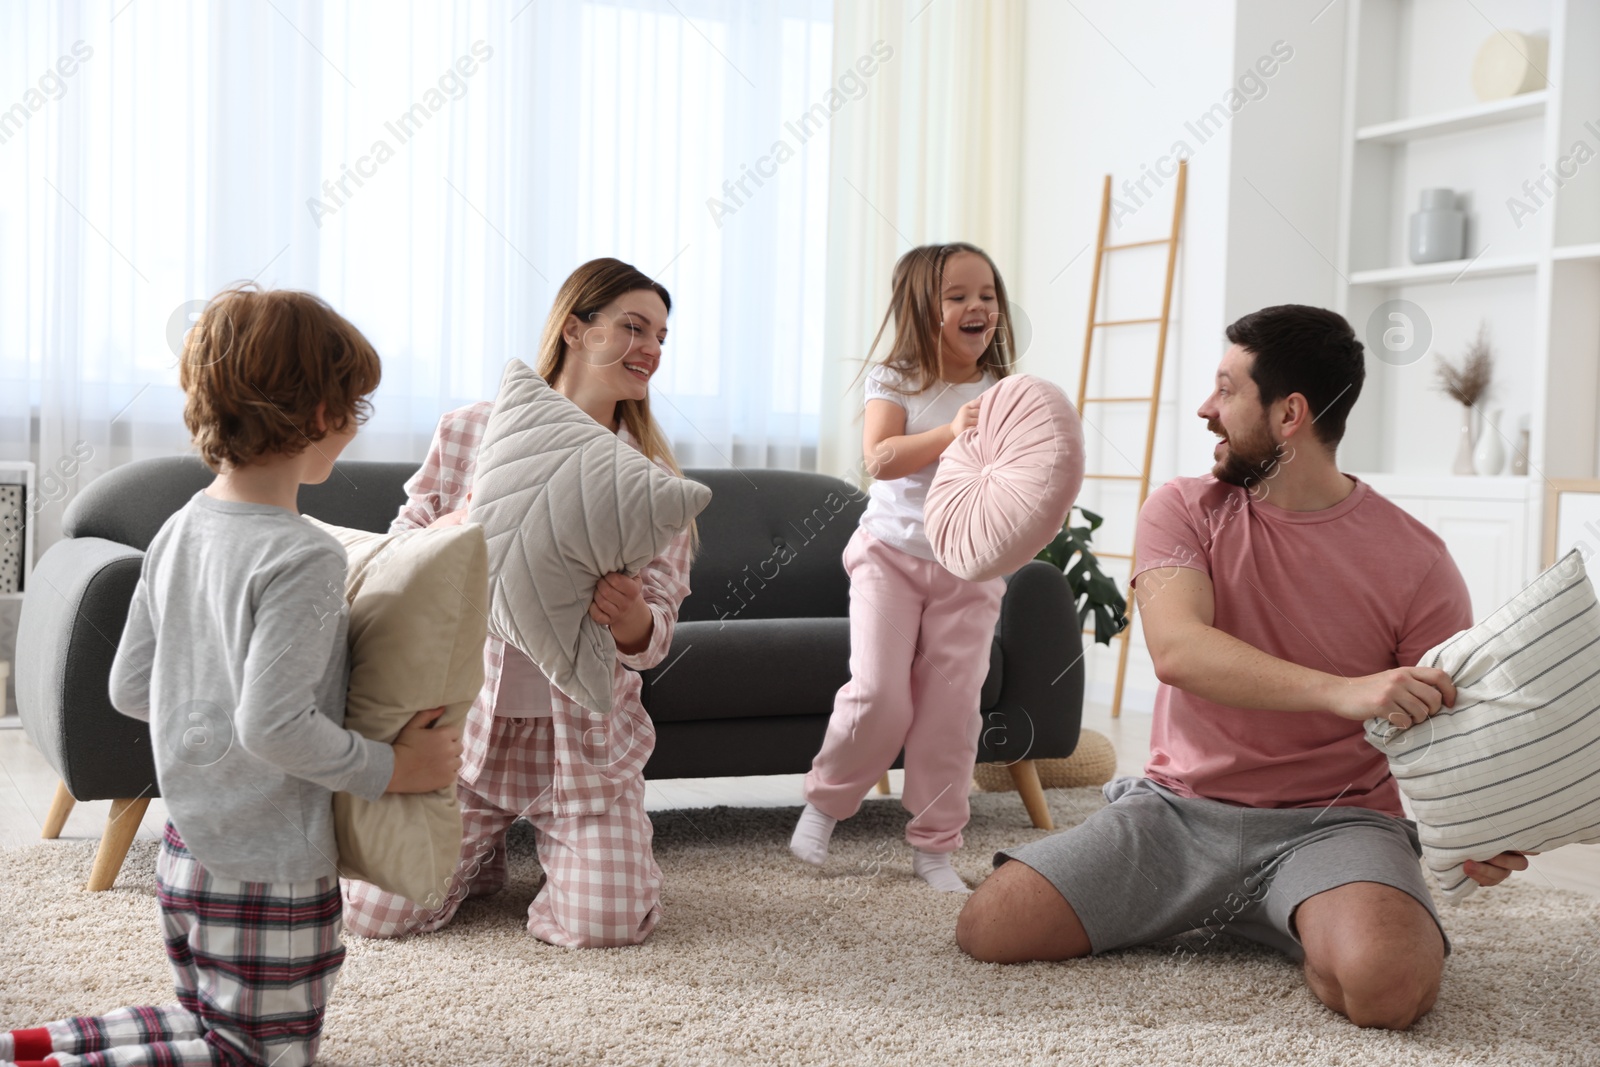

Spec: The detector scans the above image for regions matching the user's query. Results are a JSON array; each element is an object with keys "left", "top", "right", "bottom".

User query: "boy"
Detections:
[{"left": 4, "top": 285, "right": 462, "bottom": 1066}]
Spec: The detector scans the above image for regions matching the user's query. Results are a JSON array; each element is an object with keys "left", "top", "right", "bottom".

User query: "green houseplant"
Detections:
[{"left": 1034, "top": 506, "right": 1128, "bottom": 645}]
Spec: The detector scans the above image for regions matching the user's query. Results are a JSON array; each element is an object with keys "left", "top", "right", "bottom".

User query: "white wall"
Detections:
[
  {"left": 1224, "top": 0, "right": 1348, "bottom": 321},
  {"left": 1013, "top": 0, "right": 1349, "bottom": 711},
  {"left": 1013, "top": 0, "right": 1235, "bottom": 710}
]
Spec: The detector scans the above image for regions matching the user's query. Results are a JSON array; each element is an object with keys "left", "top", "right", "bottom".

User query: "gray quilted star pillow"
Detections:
[
  {"left": 467, "top": 360, "right": 711, "bottom": 714},
  {"left": 1366, "top": 549, "right": 1600, "bottom": 902}
]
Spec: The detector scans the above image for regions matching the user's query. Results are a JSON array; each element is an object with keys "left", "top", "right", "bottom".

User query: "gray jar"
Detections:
[{"left": 1410, "top": 188, "right": 1465, "bottom": 264}]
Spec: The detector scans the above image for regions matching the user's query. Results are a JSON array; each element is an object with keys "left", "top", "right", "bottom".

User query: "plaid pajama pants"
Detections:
[
  {"left": 7, "top": 824, "right": 343, "bottom": 1067},
  {"left": 342, "top": 716, "right": 661, "bottom": 948}
]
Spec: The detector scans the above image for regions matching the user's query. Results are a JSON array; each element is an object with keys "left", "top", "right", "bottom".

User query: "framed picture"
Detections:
[
  {"left": 1543, "top": 479, "right": 1600, "bottom": 585},
  {"left": 0, "top": 480, "right": 23, "bottom": 595}
]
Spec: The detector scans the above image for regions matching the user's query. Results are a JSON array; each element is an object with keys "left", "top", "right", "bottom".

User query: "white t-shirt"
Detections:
[
  {"left": 859, "top": 363, "right": 997, "bottom": 560},
  {"left": 495, "top": 645, "right": 554, "bottom": 717}
]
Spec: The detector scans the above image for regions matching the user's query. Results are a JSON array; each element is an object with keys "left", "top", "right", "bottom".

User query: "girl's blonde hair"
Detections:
[
  {"left": 860, "top": 242, "right": 1017, "bottom": 395},
  {"left": 534, "top": 257, "right": 697, "bottom": 547}
]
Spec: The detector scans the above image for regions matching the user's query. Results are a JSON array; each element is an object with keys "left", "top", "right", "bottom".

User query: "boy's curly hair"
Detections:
[{"left": 179, "top": 284, "right": 382, "bottom": 472}]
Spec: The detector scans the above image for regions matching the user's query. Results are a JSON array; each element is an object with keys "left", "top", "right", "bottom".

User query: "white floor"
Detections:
[{"left": 2, "top": 705, "right": 1595, "bottom": 897}]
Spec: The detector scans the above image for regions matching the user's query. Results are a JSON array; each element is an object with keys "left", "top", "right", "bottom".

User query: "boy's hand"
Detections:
[{"left": 387, "top": 707, "right": 463, "bottom": 793}]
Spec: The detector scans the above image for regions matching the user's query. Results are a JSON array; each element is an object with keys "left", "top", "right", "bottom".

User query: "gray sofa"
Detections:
[{"left": 18, "top": 456, "right": 1085, "bottom": 889}]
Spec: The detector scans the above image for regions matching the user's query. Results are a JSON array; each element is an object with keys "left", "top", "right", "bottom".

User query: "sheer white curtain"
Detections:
[
  {"left": 0, "top": 0, "right": 832, "bottom": 553},
  {"left": 818, "top": 0, "right": 1025, "bottom": 480}
]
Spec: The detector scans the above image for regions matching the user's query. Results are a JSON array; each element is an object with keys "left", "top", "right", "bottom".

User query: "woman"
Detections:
[{"left": 342, "top": 258, "right": 693, "bottom": 948}]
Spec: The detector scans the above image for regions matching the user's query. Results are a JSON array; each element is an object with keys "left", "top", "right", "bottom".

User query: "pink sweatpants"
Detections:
[{"left": 804, "top": 528, "right": 1005, "bottom": 853}]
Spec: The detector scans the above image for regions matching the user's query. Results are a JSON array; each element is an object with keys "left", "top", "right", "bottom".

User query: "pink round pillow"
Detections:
[{"left": 925, "top": 374, "right": 1085, "bottom": 582}]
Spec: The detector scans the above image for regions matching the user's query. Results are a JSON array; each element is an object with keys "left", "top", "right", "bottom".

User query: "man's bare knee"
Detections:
[
  {"left": 955, "top": 887, "right": 1005, "bottom": 961},
  {"left": 1297, "top": 882, "right": 1444, "bottom": 1030},
  {"left": 956, "top": 859, "right": 1090, "bottom": 963},
  {"left": 1313, "top": 951, "right": 1439, "bottom": 1030}
]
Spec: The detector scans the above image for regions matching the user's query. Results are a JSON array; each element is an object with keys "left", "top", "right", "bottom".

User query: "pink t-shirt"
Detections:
[{"left": 1131, "top": 475, "right": 1472, "bottom": 816}]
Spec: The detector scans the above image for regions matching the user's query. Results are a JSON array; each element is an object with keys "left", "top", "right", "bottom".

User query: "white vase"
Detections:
[
  {"left": 1473, "top": 409, "right": 1506, "bottom": 476},
  {"left": 1452, "top": 407, "right": 1476, "bottom": 475}
]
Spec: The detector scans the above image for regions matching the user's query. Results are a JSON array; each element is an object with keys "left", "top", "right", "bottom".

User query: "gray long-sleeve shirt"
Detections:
[{"left": 109, "top": 491, "right": 394, "bottom": 882}]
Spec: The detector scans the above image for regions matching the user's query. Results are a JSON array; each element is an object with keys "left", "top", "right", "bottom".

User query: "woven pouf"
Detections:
[{"left": 973, "top": 728, "right": 1117, "bottom": 792}]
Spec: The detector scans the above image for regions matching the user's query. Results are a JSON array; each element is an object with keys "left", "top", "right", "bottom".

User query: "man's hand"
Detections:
[
  {"left": 387, "top": 707, "right": 463, "bottom": 793},
  {"left": 591, "top": 572, "right": 652, "bottom": 653},
  {"left": 1465, "top": 851, "right": 1536, "bottom": 887},
  {"left": 1322, "top": 666, "right": 1457, "bottom": 728}
]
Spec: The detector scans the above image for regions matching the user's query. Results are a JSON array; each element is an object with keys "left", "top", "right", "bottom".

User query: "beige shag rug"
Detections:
[{"left": 4, "top": 789, "right": 1598, "bottom": 1067}]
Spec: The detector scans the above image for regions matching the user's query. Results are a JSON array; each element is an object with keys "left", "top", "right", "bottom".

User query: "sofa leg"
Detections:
[
  {"left": 87, "top": 797, "right": 151, "bottom": 891},
  {"left": 875, "top": 773, "right": 891, "bottom": 795},
  {"left": 42, "top": 780, "right": 76, "bottom": 839},
  {"left": 1007, "top": 760, "right": 1054, "bottom": 831}
]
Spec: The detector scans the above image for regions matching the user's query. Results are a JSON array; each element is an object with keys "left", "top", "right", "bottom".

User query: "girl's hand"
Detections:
[
  {"left": 591, "top": 572, "right": 653, "bottom": 652},
  {"left": 428, "top": 508, "right": 468, "bottom": 529},
  {"left": 948, "top": 398, "right": 982, "bottom": 441}
]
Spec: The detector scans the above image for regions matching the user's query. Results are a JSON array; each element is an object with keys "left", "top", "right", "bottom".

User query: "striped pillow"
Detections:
[{"left": 1366, "top": 549, "right": 1600, "bottom": 902}]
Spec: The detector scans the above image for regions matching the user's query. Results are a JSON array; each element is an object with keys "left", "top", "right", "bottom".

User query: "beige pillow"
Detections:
[
  {"left": 307, "top": 517, "right": 489, "bottom": 907},
  {"left": 467, "top": 360, "right": 711, "bottom": 714}
]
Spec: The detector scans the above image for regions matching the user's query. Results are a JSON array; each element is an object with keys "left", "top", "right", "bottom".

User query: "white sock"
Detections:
[
  {"left": 790, "top": 803, "right": 837, "bottom": 866},
  {"left": 913, "top": 848, "right": 971, "bottom": 893}
]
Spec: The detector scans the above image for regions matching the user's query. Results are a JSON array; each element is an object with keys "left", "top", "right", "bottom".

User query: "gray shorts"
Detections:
[{"left": 995, "top": 776, "right": 1449, "bottom": 961}]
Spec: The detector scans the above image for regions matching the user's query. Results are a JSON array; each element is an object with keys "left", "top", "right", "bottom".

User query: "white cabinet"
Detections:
[{"left": 1364, "top": 475, "right": 1532, "bottom": 622}]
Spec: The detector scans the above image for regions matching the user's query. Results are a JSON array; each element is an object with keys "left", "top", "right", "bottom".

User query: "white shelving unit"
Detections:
[
  {"left": 1334, "top": 0, "right": 1600, "bottom": 612},
  {"left": 1354, "top": 90, "right": 1548, "bottom": 143},
  {"left": 1348, "top": 252, "right": 1539, "bottom": 286}
]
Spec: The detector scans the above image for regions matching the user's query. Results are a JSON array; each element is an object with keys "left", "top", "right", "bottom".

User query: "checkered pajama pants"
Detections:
[
  {"left": 7, "top": 824, "right": 343, "bottom": 1067},
  {"left": 341, "top": 716, "right": 661, "bottom": 948}
]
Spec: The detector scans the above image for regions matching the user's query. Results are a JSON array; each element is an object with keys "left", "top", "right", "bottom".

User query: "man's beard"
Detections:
[{"left": 1211, "top": 420, "right": 1284, "bottom": 490}]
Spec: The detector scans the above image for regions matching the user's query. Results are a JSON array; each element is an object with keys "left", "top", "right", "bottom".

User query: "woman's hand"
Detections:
[{"left": 590, "top": 572, "right": 652, "bottom": 653}]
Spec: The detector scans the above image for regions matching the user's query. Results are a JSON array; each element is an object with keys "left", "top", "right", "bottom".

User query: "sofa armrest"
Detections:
[
  {"left": 16, "top": 536, "right": 159, "bottom": 800},
  {"left": 979, "top": 560, "right": 1084, "bottom": 765}
]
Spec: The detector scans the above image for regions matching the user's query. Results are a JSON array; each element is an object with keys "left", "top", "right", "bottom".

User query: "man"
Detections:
[{"left": 955, "top": 304, "right": 1530, "bottom": 1030}]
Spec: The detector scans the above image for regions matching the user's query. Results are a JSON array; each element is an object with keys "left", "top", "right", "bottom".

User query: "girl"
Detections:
[
  {"left": 791, "top": 242, "right": 1015, "bottom": 893},
  {"left": 342, "top": 258, "right": 694, "bottom": 948}
]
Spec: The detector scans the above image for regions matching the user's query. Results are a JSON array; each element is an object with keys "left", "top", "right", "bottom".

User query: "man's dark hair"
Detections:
[{"left": 1225, "top": 304, "right": 1365, "bottom": 448}]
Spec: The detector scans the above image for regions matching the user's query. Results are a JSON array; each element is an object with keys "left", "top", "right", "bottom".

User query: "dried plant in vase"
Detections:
[{"left": 1435, "top": 324, "right": 1494, "bottom": 475}]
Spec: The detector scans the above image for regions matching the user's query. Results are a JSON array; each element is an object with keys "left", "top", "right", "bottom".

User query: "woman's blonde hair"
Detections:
[
  {"left": 534, "top": 257, "right": 697, "bottom": 546},
  {"left": 859, "top": 242, "right": 1016, "bottom": 395}
]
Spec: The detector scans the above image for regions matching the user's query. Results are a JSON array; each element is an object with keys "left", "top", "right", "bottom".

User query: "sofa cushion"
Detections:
[
  {"left": 675, "top": 469, "right": 865, "bottom": 624},
  {"left": 307, "top": 517, "right": 489, "bottom": 907},
  {"left": 467, "top": 360, "right": 712, "bottom": 714},
  {"left": 925, "top": 374, "right": 1084, "bottom": 582},
  {"left": 1365, "top": 549, "right": 1600, "bottom": 902},
  {"left": 642, "top": 617, "right": 1002, "bottom": 724}
]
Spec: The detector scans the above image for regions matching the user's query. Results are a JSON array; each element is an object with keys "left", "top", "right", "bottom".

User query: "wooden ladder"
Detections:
[{"left": 1076, "top": 160, "right": 1187, "bottom": 718}]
